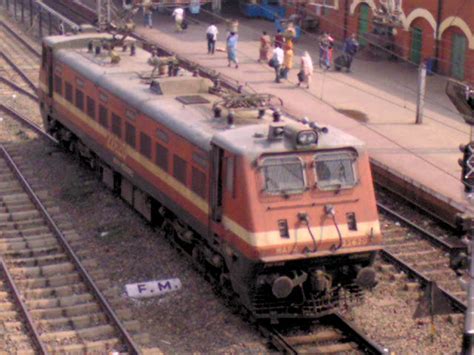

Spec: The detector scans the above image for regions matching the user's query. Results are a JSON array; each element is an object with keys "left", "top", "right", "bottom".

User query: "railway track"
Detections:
[
  {"left": 0, "top": 140, "right": 142, "bottom": 353},
  {"left": 260, "top": 313, "right": 386, "bottom": 354},
  {"left": 376, "top": 189, "right": 467, "bottom": 312},
  {"left": 0, "top": 20, "right": 39, "bottom": 100}
]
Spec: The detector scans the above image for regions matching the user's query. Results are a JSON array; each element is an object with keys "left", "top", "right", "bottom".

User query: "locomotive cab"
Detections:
[{"left": 212, "top": 118, "right": 382, "bottom": 320}]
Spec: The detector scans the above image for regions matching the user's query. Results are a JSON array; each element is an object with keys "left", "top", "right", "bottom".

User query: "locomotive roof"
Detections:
[{"left": 48, "top": 34, "right": 366, "bottom": 157}]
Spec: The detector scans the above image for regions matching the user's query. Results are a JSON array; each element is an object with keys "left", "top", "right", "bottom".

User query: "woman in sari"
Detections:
[
  {"left": 281, "top": 39, "right": 294, "bottom": 80},
  {"left": 258, "top": 31, "right": 272, "bottom": 63},
  {"left": 298, "top": 51, "right": 313, "bottom": 89}
]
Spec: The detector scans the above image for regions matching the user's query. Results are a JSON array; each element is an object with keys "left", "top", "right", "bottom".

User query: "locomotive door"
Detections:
[
  {"left": 42, "top": 45, "right": 54, "bottom": 98},
  {"left": 210, "top": 145, "right": 224, "bottom": 223}
]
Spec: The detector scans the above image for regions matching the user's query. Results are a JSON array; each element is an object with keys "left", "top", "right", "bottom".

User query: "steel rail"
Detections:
[
  {"left": 377, "top": 202, "right": 466, "bottom": 252},
  {"left": 42, "top": 0, "right": 92, "bottom": 26},
  {"left": 0, "top": 103, "right": 57, "bottom": 143},
  {"left": 0, "top": 20, "right": 41, "bottom": 58},
  {"left": 33, "top": 0, "right": 80, "bottom": 30},
  {"left": 260, "top": 312, "right": 386, "bottom": 354},
  {"left": 380, "top": 249, "right": 466, "bottom": 312},
  {"left": 0, "top": 257, "right": 48, "bottom": 354},
  {"left": 0, "top": 52, "right": 37, "bottom": 94},
  {"left": 0, "top": 76, "right": 39, "bottom": 101},
  {"left": 0, "top": 145, "right": 141, "bottom": 354},
  {"left": 327, "top": 313, "right": 387, "bottom": 355}
]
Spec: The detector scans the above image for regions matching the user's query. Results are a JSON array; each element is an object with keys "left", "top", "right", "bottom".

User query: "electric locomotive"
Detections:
[{"left": 38, "top": 31, "right": 382, "bottom": 321}]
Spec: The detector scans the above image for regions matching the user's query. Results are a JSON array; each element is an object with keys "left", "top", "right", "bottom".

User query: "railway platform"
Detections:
[{"left": 135, "top": 11, "right": 473, "bottom": 227}]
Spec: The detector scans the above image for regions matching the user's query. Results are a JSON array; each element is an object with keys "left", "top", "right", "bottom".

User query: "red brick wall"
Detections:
[{"left": 283, "top": 0, "right": 474, "bottom": 82}]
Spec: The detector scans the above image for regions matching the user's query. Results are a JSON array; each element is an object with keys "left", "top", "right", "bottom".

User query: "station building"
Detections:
[{"left": 281, "top": 0, "right": 474, "bottom": 82}]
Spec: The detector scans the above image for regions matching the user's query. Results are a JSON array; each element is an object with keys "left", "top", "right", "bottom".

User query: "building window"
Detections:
[
  {"left": 75, "top": 89, "right": 84, "bottom": 111},
  {"left": 140, "top": 132, "right": 151, "bottom": 159},
  {"left": 155, "top": 143, "right": 168, "bottom": 171},
  {"left": 65, "top": 82, "right": 73, "bottom": 103},
  {"left": 111, "top": 113, "right": 122, "bottom": 137},
  {"left": 86, "top": 97, "right": 95, "bottom": 119},
  {"left": 192, "top": 167, "right": 206, "bottom": 198},
  {"left": 173, "top": 155, "right": 187, "bottom": 184},
  {"left": 54, "top": 75, "right": 62, "bottom": 95},
  {"left": 125, "top": 122, "right": 136, "bottom": 148},
  {"left": 99, "top": 105, "right": 108, "bottom": 128}
]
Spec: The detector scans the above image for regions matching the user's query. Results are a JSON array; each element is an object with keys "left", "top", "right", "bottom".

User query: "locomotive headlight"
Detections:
[{"left": 296, "top": 130, "right": 318, "bottom": 145}]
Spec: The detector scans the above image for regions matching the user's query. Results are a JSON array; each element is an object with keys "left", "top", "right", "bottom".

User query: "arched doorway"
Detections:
[
  {"left": 410, "top": 27, "right": 422, "bottom": 64},
  {"left": 441, "top": 26, "right": 468, "bottom": 80},
  {"left": 408, "top": 17, "right": 436, "bottom": 65},
  {"left": 451, "top": 33, "right": 467, "bottom": 80},
  {"left": 357, "top": 3, "right": 370, "bottom": 46}
]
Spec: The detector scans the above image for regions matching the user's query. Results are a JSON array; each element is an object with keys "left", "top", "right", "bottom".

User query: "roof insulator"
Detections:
[
  {"left": 227, "top": 110, "right": 235, "bottom": 129},
  {"left": 273, "top": 109, "right": 281, "bottom": 122},
  {"left": 213, "top": 106, "right": 222, "bottom": 118}
]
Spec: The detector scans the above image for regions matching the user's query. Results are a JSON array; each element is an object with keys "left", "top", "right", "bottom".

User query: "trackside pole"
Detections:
[
  {"left": 462, "top": 221, "right": 474, "bottom": 355},
  {"left": 416, "top": 62, "right": 426, "bottom": 124}
]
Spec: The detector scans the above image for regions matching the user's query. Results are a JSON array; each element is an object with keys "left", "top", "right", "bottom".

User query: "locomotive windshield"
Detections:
[
  {"left": 314, "top": 151, "right": 357, "bottom": 190},
  {"left": 262, "top": 156, "right": 306, "bottom": 194}
]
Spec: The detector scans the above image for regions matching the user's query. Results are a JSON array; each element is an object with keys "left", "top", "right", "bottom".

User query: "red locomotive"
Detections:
[{"left": 39, "top": 32, "right": 382, "bottom": 321}]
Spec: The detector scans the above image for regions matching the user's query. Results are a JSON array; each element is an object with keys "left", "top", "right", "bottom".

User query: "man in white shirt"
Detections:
[
  {"left": 272, "top": 46, "right": 284, "bottom": 83},
  {"left": 206, "top": 24, "right": 218, "bottom": 54},
  {"left": 172, "top": 7, "right": 184, "bottom": 32}
]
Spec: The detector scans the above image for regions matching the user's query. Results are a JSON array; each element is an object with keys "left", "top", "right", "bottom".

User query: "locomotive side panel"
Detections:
[{"left": 41, "top": 60, "right": 211, "bottom": 238}]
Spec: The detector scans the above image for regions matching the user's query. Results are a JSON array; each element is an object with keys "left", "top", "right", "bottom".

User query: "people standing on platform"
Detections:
[
  {"left": 258, "top": 31, "right": 272, "bottom": 63},
  {"left": 226, "top": 32, "right": 239, "bottom": 69},
  {"left": 281, "top": 39, "right": 294, "bottom": 80},
  {"left": 342, "top": 33, "right": 359, "bottom": 72},
  {"left": 298, "top": 51, "right": 313, "bottom": 89},
  {"left": 172, "top": 7, "right": 185, "bottom": 32},
  {"left": 271, "top": 45, "right": 284, "bottom": 83},
  {"left": 206, "top": 23, "right": 218, "bottom": 55},
  {"left": 58, "top": 21, "right": 65, "bottom": 35},
  {"left": 142, "top": 0, "right": 153, "bottom": 28},
  {"left": 319, "top": 33, "right": 333, "bottom": 70},
  {"left": 274, "top": 29, "right": 284, "bottom": 49}
]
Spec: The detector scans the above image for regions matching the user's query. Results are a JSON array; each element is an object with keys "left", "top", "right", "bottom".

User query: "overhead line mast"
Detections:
[{"left": 97, "top": 0, "right": 112, "bottom": 32}]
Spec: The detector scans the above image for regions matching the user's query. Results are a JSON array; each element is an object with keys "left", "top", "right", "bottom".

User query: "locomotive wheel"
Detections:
[{"left": 162, "top": 220, "right": 176, "bottom": 240}]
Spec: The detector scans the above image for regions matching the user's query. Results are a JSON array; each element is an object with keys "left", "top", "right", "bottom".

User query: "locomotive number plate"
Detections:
[{"left": 343, "top": 236, "right": 369, "bottom": 248}]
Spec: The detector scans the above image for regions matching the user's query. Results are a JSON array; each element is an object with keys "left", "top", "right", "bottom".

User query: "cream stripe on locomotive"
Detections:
[
  {"left": 49, "top": 87, "right": 380, "bottom": 249},
  {"left": 222, "top": 216, "right": 381, "bottom": 248}
]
